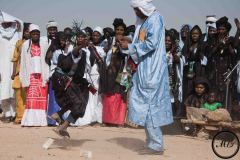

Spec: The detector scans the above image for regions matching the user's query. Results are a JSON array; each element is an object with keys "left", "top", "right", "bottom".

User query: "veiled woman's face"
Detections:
[
  {"left": 181, "top": 25, "right": 190, "bottom": 38},
  {"left": 191, "top": 29, "right": 201, "bottom": 43},
  {"left": 92, "top": 31, "right": 101, "bottom": 45},
  {"left": 23, "top": 29, "right": 30, "bottom": 40},
  {"left": 60, "top": 38, "right": 66, "bottom": 48},
  {"left": 165, "top": 36, "right": 173, "bottom": 52},
  {"left": 76, "top": 35, "right": 86, "bottom": 46},
  {"left": 217, "top": 26, "right": 227, "bottom": 35},
  {"left": 31, "top": 30, "right": 40, "bottom": 43},
  {"left": 115, "top": 26, "right": 125, "bottom": 36}
]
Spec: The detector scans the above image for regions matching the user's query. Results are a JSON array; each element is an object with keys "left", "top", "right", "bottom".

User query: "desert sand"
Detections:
[{"left": 0, "top": 120, "right": 239, "bottom": 160}]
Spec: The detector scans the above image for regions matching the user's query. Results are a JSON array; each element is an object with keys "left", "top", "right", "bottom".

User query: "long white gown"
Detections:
[{"left": 0, "top": 11, "right": 22, "bottom": 117}]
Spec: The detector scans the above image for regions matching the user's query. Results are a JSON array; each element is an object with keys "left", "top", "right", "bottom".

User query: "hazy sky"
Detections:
[{"left": 1, "top": 0, "right": 239, "bottom": 35}]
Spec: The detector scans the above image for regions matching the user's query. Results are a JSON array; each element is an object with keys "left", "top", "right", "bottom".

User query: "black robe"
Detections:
[
  {"left": 99, "top": 47, "right": 127, "bottom": 101},
  {"left": 51, "top": 51, "right": 89, "bottom": 122}
]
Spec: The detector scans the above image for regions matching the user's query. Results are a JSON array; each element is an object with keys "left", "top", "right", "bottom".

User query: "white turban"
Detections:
[
  {"left": 93, "top": 26, "right": 103, "bottom": 36},
  {"left": 29, "top": 24, "right": 40, "bottom": 32},
  {"left": 130, "top": 0, "right": 156, "bottom": 16},
  {"left": 206, "top": 16, "right": 217, "bottom": 23},
  {"left": 0, "top": 10, "right": 23, "bottom": 39},
  {"left": 0, "top": 10, "right": 22, "bottom": 23},
  {"left": 46, "top": 21, "right": 58, "bottom": 29}
]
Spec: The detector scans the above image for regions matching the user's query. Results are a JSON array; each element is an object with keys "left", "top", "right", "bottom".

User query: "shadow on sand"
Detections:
[
  {"left": 45, "top": 137, "right": 94, "bottom": 150},
  {"left": 107, "top": 137, "right": 145, "bottom": 153},
  {"left": 162, "top": 118, "right": 185, "bottom": 135}
]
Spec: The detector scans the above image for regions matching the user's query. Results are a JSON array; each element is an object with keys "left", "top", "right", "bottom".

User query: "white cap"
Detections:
[
  {"left": 29, "top": 24, "right": 40, "bottom": 32},
  {"left": 93, "top": 26, "right": 103, "bottom": 36},
  {"left": 46, "top": 21, "right": 58, "bottom": 29}
]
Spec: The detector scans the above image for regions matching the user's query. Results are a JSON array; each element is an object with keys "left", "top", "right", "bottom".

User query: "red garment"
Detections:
[
  {"left": 31, "top": 44, "right": 41, "bottom": 56},
  {"left": 25, "top": 44, "right": 48, "bottom": 110},
  {"left": 26, "top": 74, "right": 48, "bottom": 110},
  {"left": 102, "top": 93, "right": 126, "bottom": 125}
]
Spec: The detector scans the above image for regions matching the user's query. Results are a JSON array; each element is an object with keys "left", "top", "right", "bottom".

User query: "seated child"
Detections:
[
  {"left": 201, "top": 90, "right": 222, "bottom": 111},
  {"left": 185, "top": 77, "right": 209, "bottom": 121},
  {"left": 203, "top": 92, "right": 231, "bottom": 122}
]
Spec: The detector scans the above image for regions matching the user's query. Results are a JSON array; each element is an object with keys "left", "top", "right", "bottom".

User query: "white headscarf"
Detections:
[
  {"left": 0, "top": 11, "right": 22, "bottom": 39},
  {"left": 29, "top": 24, "right": 40, "bottom": 32},
  {"left": 130, "top": 0, "right": 156, "bottom": 17},
  {"left": 93, "top": 26, "right": 103, "bottom": 36}
]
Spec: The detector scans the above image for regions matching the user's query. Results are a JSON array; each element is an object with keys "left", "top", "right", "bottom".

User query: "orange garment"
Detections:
[{"left": 11, "top": 39, "right": 26, "bottom": 123}]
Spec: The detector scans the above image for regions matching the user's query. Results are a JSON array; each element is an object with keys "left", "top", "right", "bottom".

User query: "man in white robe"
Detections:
[
  {"left": 41, "top": 20, "right": 58, "bottom": 125},
  {"left": 120, "top": 0, "right": 173, "bottom": 154},
  {"left": 41, "top": 20, "right": 58, "bottom": 46},
  {"left": 0, "top": 11, "right": 22, "bottom": 122}
]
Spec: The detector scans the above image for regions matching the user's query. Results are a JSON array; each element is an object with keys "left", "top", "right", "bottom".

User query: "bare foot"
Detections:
[{"left": 53, "top": 128, "right": 70, "bottom": 139}]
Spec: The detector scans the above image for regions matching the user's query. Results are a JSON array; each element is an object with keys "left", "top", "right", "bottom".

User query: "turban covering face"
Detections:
[
  {"left": 0, "top": 10, "right": 23, "bottom": 39},
  {"left": 204, "top": 16, "right": 217, "bottom": 41},
  {"left": 130, "top": 0, "right": 156, "bottom": 16}
]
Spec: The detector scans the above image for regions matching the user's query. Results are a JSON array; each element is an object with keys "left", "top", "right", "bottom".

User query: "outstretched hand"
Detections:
[{"left": 119, "top": 36, "right": 131, "bottom": 50}]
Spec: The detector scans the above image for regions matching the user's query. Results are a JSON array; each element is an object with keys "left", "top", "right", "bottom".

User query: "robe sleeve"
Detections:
[
  {"left": 128, "top": 16, "right": 163, "bottom": 62},
  {"left": 19, "top": 42, "right": 28, "bottom": 87}
]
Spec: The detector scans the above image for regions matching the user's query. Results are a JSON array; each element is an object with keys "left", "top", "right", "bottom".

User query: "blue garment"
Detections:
[
  {"left": 145, "top": 111, "right": 164, "bottom": 151},
  {"left": 47, "top": 80, "right": 60, "bottom": 125},
  {"left": 128, "top": 11, "right": 173, "bottom": 128}
]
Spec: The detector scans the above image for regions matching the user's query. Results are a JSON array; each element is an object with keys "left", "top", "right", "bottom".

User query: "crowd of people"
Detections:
[
  {"left": 0, "top": 7, "right": 240, "bottom": 130},
  {"left": 1, "top": 0, "right": 240, "bottom": 155}
]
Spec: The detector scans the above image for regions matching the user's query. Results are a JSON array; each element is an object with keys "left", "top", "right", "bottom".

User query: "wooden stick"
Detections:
[{"left": 180, "top": 119, "right": 240, "bottom": 129}]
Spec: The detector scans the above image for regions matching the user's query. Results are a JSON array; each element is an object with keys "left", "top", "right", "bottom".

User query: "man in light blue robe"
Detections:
[{"left": 120, "top": 0, "right": 173, "bottom": 154}]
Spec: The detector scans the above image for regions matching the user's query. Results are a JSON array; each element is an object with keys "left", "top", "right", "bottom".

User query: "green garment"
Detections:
[{"left": 201, "top": 102, "right": 222, "bottom": 111}]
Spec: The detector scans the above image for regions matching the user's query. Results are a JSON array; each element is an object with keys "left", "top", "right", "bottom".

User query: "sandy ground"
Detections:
[{"left": 0, "top": 120, "right": 239, "bottom": 160}]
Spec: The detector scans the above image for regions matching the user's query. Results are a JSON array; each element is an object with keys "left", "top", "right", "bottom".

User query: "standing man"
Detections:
[
  {"left": 41, "top": 20, "right": 58, "bottom": 45},
  {"left": 0, "top": 11, "right": 22, "bottom": 122},
  {"left": 120, "top": 0, "right": 173, "bottom": 154},
  {"left": 42, "top": 20, "right": 59, "bottom": 126}
]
